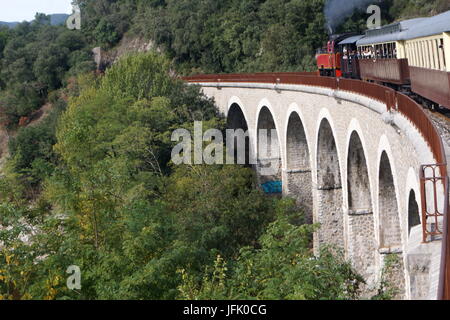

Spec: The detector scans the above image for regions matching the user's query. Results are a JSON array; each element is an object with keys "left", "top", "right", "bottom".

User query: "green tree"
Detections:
[{"left": 178, "top": 201, "right": 365, "bottom": 300}]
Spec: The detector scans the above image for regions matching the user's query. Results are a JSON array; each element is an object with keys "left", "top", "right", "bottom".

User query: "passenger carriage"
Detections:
[{"left": 317, "top": 10, "right": 450, "bottom": 110}]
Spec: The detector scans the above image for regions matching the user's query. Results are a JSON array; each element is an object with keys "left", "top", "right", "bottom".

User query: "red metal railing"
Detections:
[
  {"left": 397, "top": 94, "right": 447, "bottom": 170},
  {"left": 420, "top": 165, "right": 447, "bottom": 240},
  {"left": 396, "top": 95, "right": 449, "bottom": 299},
  {"left": 182, "top": 73, "right": 450, "bottom": 299},
  {"left": 441, "top": 194, "right": 450, "bottom": 299},
  {"left": 338, "top": 78, "right": 398, "bottom": 111},
  {"left": 183, "top": 73, "right": 445, "bottom": 170}
]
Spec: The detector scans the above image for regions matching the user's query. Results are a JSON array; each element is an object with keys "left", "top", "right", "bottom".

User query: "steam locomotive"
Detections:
[{"left": 316, "top": 10, "right": 450, "bottom": 110}]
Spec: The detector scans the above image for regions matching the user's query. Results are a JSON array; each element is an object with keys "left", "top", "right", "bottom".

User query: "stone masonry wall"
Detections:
[
  {"left": 198, "top": 84, "right": 441, "bottom": 300},
  {"left": 348, "top": 212, "right": 377, "bottom": 293},
  {"left": 316, "top": 188, "right": 344, "bottom": 250},
  {"left": 284, "top": 170, "right": 313, "bottom": 223}
]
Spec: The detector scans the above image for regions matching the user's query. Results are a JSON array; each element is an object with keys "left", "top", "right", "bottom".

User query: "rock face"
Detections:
[
  {"left": 92, "top": 47, "right": 104, "bottom": 71},
  {"left": 92, "top": 36, "right": 158, "bottom": 71}
]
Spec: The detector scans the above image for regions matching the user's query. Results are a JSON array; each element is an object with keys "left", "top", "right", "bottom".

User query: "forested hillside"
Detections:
[
  {"left": 1, "top": 52, "right": 376, "bottom": 300},
  {"left": 0, "top": 0, "right": 449, "bottom": 300},
  {"left": 75, "top": 0, "right": 450, "bottom": 73}
]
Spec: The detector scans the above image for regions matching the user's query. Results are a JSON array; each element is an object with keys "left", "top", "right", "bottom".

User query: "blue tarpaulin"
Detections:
[{"left": 261, "top": 181, "right": 282, "bottom": 194}]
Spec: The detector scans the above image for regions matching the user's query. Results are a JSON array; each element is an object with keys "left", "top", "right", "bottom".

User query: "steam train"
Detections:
[{"left": 316, "top": 10, "right": 450, "bottom": 110}]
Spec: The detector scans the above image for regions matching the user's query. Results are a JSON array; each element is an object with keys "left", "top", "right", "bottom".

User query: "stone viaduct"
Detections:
[{"left": 185, "top": 74, "right": 449, "bottom": 300}]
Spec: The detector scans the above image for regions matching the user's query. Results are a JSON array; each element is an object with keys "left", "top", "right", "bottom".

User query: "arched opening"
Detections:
[
  {"left": 378, "top": 151, "right": 401, "bottom": 248},
  {"left": 378, "top": 151, "right": 405, "bottom": 298},
  {"left": 408, "top": 190, "right": 420, "bottom": 236},
  {"left": 407, "top": 189, "right": 428, "bottom": 300},
  {"left": 347, "top": 131, "right": 376, "bottom": 286},
  {"left": 285, "top": 112, "right": 313, "bottom": 222},
  {"left": 227, "top": 103, "right": 251, "bottom": 166},
  {"left": 257, "top": 107, "right": 281, "bottom": 191},
  {"left": 316, "top": 119, "right": 344, "bottom": 249},
  {"left": 347, "top": 132, "right": 371, "bottom": 212}
]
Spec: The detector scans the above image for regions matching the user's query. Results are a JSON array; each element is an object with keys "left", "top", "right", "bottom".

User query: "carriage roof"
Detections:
[{"left": 355, "top": 10, "right": 450, "bottom": 46}]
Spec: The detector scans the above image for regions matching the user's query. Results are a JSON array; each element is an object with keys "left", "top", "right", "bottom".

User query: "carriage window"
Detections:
[
  {"left": 430, "top": 40, "right": 437, "bottom": 70},
  {"left": 411, "top": 43, "right": 417, "bottom": 66},
  {"left": 361, "top": 46, "right": 373, "bottom": 59},
  {"left": 435, "top": 39, "right": 441, "bottom": 70},
  {"left": 406, "top": 43, "right": 412, "bottom": 64},
  {"left": 391, "top": 43, "right": 397, "bottom": 59},
  {"left": 415, "top": 42, "right": 420, "bottom": 66},
  {"left": 418, "top": 42, "right": 423, "bottom": 67},
  {"left": 420, "top": 41, "right": 427, "bottom": 68},
  {"left": 426, "top": 40, "right": 433, "bottom": 69},
  {"left": 409, "top": 43, "right": 415, "bottom": 66},
  {"left": 417, "top": 42, "right": 422, "bottom": 67},
  {"left": 422, "top": 41, "right": 428, "bottom": 68},
  {"left": 440, "top": 38, "right": 446, "bottom": 70},
  {"left": 405, "top": 43, "right": 410, "bottom": 63},
  {"left": 423, "top": 41, "right": 429, "bottom": 68},
  {"left": 428, "top": 40, "right": 435, "bottom": 69},
  {"left": 414, "top": 42, "right": 420, "bottom": 66},
  {"left": 377, "top": 43, "right": 397, "bottom": 59},
  {"left": 414, "top": 42, "right": 419, "bottom": 67},
  {"left": 420, "top": 41, "right": 426, "bottom": 68}
]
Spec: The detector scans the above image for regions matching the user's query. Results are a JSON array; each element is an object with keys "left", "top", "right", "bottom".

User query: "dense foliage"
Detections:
[
  {"left": 75, "top": 0, "right": 328, "bottom": 73},
  {"left": 1, "top": 0, "right": 449, "bottom": 127},
  {"left": 0, "top": 15, "right": 94, "bottom": 127},
  {"left": 1, "top": 0, "right": 448, "bottom": 300},
  {"left": 1, "top": 52, "right": 372, "bottom": 300},
  {"left": 74, "top": 0, "right": 450, "bottom": 74}
]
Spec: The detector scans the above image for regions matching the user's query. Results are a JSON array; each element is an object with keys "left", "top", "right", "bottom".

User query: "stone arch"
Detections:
[
  {"left": 285, "top": 111, "right": 313, "bottom": 221},
  {"left": 256, "top": 106, "right": 281, "bottom": 185},
  {"left": 407, "top": 190, "right": 420, "bottom": 236},
  {"left": 316, "top": 117, "right": 344, "bottom": 249},
  {"left": 227, "top": 103, "right": 248, "bottom": 131},
  {"left": 227, "top": 96, "right": 246, "bottom": 115},
  {"left": 378, "top": 151, "right": 402, "bottom": 249},
  {"left": 378, "top": 150, "right": 406, "bottom": 298},
  {"left": 347, "top": 131, "right": 372, "bottom": 212},
  {"left": 346, "top": 131, "right": 377, "bottom": 287},
  {"left": 227, "top": 103, "right": 252, "bottom": 166},
  {"left": 404, "top": 168, "right": 422, "bottom": 239}
]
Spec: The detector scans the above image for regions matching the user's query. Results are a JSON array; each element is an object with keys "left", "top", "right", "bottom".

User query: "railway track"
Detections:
[{"left": 426, "top": 109, "right": 450, "bottom": 149}]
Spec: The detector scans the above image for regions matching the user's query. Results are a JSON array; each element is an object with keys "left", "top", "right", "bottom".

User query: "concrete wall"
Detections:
[{"left": 196, "top": 82, "right": 443, "bottom": 300}]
